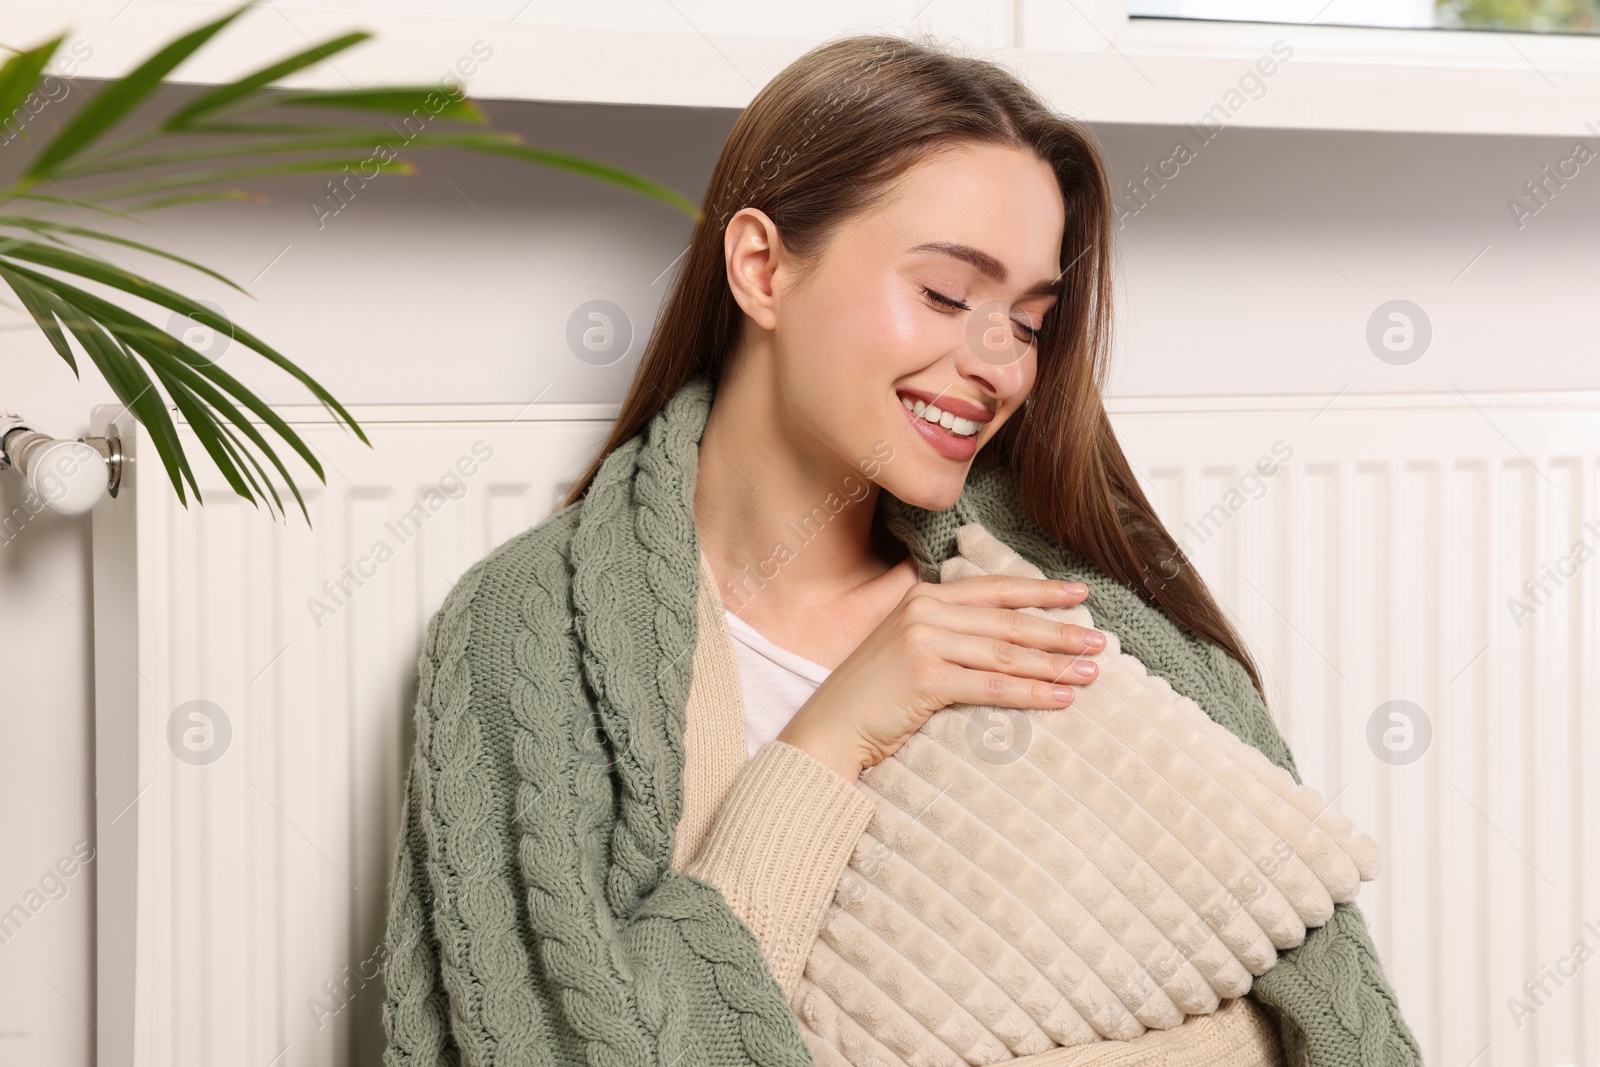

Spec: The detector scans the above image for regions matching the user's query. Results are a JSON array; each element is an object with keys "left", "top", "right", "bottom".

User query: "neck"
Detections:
[{"left": 693, "top": 353, "right": 907, "bottom": 620}]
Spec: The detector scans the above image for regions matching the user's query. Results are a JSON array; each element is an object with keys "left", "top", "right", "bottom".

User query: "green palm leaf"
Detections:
[
  {"left": 469, "top": 141, "right": 703, "bottom": 218},
  {"left": 0, "top": 192, "right": 148, "bottom": 220},
  {"left": 161, "top": 31, "right": 371, "bottom": 130},
  {"left": 0, "top": 241, "right": 367, "bottom": 450},
  {"left": 4, "top": 1, "right": 700, "bottom": 526},
  {"left": 88, "top": 157, "right": 414, "bottom": 201},
  {"left": 0, "top": 216, "right": 249, "bottom": 291},
  {"left": 121, "top": 190, "right": 264, "bottom": 213},
  {"left": 5, "top": 259, "right": 320, "bottom": 521},
  {"left": 0, "top": 38, "right": 63, "bottom": 132},
  {"left": 273, "top": 86, "right": 486, "bottom": 124},
  {"left": 58, "top": 130, "right": 525, "bottom": 179},
  {"left": 1, "top": 256, "right": 337, "bottom": 480},
  {"left": 21, "top": 5, "right": 255, "bottom": 184},
  {"left": 0, "top": 263, "right": 76, "bottom": 372},
  {"left": 50, "top": 294, "right": 200, "bottom": 506}
]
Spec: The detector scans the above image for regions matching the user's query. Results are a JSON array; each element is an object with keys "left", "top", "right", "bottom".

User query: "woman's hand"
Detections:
[{"left": 775, "top": 575, "right": 1105, "bottom": 783}]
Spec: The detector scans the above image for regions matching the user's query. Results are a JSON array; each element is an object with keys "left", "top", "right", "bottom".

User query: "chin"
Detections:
[{"left": 881, "top": 471, "right": 966, "bottom": 513}]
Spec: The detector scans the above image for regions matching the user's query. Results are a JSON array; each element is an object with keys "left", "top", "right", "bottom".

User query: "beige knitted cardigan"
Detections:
[{"left": 672, "top": 550, "right": 1285, "bottom": 1067}]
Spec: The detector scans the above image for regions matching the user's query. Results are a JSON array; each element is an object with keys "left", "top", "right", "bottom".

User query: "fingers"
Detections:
[
  {"left": 932, "top": 626, "right": 1097, "bottom": 687},
  {"left": 943, "top": 664, "right": 1080, "bottom": 710},
  {"left": 921, "top": 601, "right": 1107, "bottom": 659},
  {"left": 909, "top": 572, "right": 1087, "bottom": 611}
]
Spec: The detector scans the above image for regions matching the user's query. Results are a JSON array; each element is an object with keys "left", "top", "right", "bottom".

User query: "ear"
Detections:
[{"left": 723, "top": 206, "right": 786, "bottom": 332}]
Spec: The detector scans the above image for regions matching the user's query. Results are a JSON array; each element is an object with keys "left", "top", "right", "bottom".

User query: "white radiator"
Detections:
[
  {"left": 88, "top": 390, "right": 1600, "bottom": 1067},
  {"left": 88, "top": 399, "right": 618, "bottom": 1067}
]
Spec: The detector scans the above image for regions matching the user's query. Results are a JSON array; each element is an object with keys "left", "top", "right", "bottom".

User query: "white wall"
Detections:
[{"left": 1, "top": 75, "right": 1596, "bottom": 1064}]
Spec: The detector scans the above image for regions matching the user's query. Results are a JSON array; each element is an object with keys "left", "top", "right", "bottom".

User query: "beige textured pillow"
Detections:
[{"left": 792, "top": 521, "right": 1378, "bottom": 1066}]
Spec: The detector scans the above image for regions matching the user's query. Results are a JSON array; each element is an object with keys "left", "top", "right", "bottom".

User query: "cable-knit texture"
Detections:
[
  {"left": 381, "top": 370, "right": 1420, "bottom": 1067},
  {"left": 381, "top": 377, "right": 814, "bottom": 1067}
]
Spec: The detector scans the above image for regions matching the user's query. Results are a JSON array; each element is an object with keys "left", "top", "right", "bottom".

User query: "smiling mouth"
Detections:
[{"left": 897, "top": 392, "right": 981, "bottom": 438}]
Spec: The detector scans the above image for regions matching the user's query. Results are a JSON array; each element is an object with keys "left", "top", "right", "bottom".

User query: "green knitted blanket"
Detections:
[{"left": 380, "top": 370, "right": 1421, "bottom": 1067}]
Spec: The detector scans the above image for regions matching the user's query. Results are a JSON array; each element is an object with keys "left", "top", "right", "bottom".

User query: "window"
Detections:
[{"left": 1128, "top": 0, "right": 1600, "bottom": 35}]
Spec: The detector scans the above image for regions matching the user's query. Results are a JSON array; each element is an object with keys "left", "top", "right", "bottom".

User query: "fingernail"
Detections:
[
  {"left": 1073, "top": 662, "right": 1096, "bottom": 678},
  {"left": 1082, "top": 630, "right": 1105, "bottom": 648},
  {"left": 1051, "top": 686, "right": 1075, "bottom": 703},
  {"left": 1062, "top": 581, "right": 1087, "bottom": 595}
]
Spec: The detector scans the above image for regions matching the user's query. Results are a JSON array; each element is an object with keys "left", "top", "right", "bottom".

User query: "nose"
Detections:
[{"left": 952, "top": 311, "right": 1031, "bottom": 403}]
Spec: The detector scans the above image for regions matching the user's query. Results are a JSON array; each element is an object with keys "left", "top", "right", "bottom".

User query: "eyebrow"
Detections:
[{"left": 910, "top": 240, "right": 1064, "bottom": 299}]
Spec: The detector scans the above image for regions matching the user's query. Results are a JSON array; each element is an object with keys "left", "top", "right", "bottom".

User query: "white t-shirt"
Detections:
[{"left": 723, "top": 608, "right": 832, "bottom": 758}]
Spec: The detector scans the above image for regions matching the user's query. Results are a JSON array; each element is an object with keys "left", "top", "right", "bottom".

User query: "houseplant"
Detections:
[{"left": 0, "top": 0, "right": 699, "bottom": 523}]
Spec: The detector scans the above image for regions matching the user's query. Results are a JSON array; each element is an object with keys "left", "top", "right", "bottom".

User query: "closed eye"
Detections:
[{"left": 922, "top": 287, "right": 1044, "bottom": 345}]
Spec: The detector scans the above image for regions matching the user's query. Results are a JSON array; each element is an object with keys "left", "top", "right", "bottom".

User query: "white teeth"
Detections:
[{"left": 900, "top": 394, "right": 979, "bottom": 437}]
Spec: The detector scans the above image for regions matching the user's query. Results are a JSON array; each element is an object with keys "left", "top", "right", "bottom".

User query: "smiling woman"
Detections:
[{"left": 380, "top": 31, "right": 1421, "bottom": 1067}]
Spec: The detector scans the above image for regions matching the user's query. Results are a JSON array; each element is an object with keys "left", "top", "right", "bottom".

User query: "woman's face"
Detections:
[{"left": 731, "top": 141, "right": 1067, "bottom": 513}]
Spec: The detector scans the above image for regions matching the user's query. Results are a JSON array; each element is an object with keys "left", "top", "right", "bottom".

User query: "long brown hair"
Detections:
[{"left": 560, "top": 32, "right": 1266, "bottom": 698}]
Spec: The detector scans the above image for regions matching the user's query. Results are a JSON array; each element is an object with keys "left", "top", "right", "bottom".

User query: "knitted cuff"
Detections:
[{"left": 683, "top": 739, "right": 877, "bottom": 1001}]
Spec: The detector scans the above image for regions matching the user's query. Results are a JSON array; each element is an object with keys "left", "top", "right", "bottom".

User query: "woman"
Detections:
[{"left": 380, "top": 32, "right": 1420, "bottom": 1067}]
